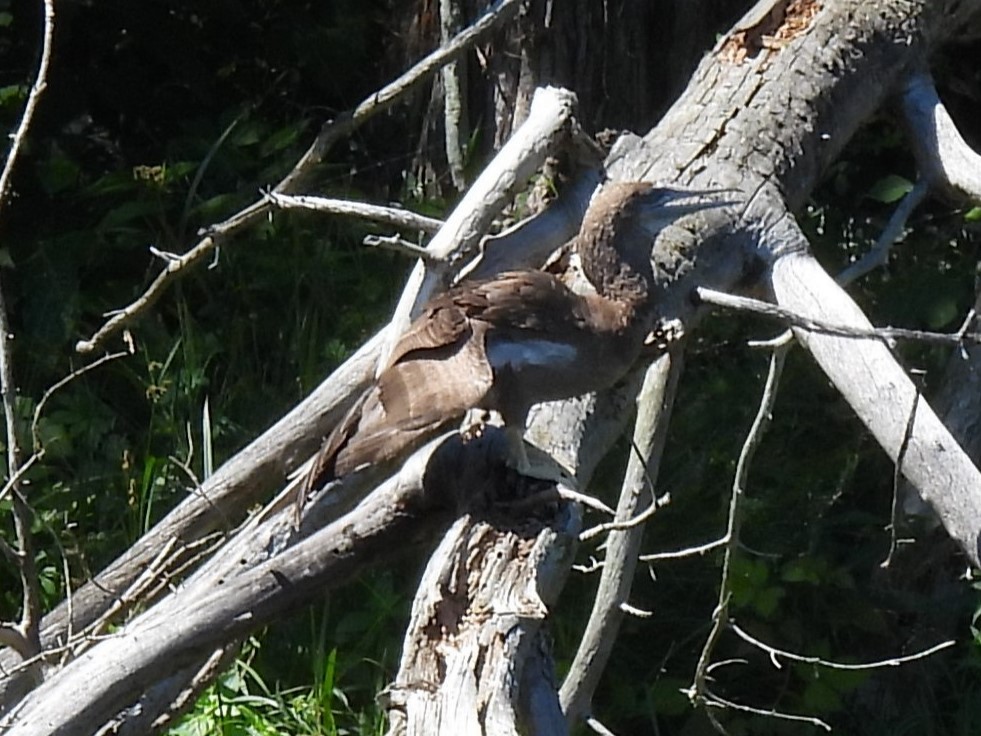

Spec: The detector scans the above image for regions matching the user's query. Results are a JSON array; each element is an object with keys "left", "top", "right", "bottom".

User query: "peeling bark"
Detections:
[{"left": 4, "top": 1, "right": 981, "bottom": 733}]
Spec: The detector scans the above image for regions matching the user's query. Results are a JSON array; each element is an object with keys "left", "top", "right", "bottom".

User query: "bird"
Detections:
[{"left": 297, "top": 182, "right": 724, "bottom": 515}]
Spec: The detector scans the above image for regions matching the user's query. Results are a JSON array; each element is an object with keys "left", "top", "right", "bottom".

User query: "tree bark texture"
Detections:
[{"left": 3, "top": 1, "right": 981, "bottom": 734}]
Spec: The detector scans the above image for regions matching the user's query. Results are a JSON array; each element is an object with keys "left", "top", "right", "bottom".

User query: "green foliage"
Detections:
[
  {"left": 866, "top": 174, "right": 914, "bottom": 204},
  {"left": 0, "top": 0, "right": 407, "bottom": 640},
  {"left": 3, "top": 3, "right": 981, "bottom": 736},
  {"left": 172, "top": 639, "right": 386, "bottom": 736}
]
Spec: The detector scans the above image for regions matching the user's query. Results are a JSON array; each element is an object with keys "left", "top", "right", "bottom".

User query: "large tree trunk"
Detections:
[{"left": 3, "top": 1, "right": 981, "bottom": 734}]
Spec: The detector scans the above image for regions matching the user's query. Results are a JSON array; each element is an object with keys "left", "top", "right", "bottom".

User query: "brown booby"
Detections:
[{"left": 299, "top": 182, "right": 722, "bottom": 507}]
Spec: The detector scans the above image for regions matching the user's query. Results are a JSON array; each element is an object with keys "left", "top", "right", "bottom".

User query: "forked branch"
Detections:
[
  {"left": 0, "top": 0, "right": 57, "bottom": 672},
  {"left": 75, "top": 0, "right": 525, "bottom": 355}
]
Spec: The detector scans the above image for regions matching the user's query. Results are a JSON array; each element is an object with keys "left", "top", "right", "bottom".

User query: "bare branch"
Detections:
[
  {"left": 901, "top": 70, "right": 981, "bottom": 201},
  {"left": 639, "top": 536, "right": 729, "bottom": 562},
  {"left": 770, "top": 248, "right": 981, "bottom": 567},
  {"left": 688, "top": 345, "right": 788, "bottom": 709},
  {"left": 559, "top": 352, "right": 682, "bottom": 726},
  {"left": 579, "top": 492, "right": 665, "bottom": 542},
  {"left": 881, "top": 387, "right": 921, "bottom": 568},
  {"left": 363, "top": 234, "right": 435, "bottom": 260},
  {"left": 696, "top": 286, "right": 981, "bottom": 348},
  {"left": 0, "top": 453, "right": 43, "bottom": 505},
  {"left": 618, "top": 602, "right": 652, "bottom": 618},
  {"left": 0, "top": 0, "right": 55, "bottom": 217},
  {"left": 382, "top": 86, "right": 579, "bottom": 367},
  {"left": 703, "top": 689, "right": 831, "bottom": 732},
  {"left": 74, "top": 234, "right": 220, "bottom": 354},
  {"left": 440, "top": 0, "right": 469, "bottom": 191},
  {"left": 730, "top": 622, "right": 954, "bottom": 671},
  {"left": 30, "top": 351, "right": 129, "bottom": 451},
  {"left": 264, "top": 192, "right": 445, "bottom": 234},
  {"left": 465, "top": 167, "right": 601, "bottom": 281},
  {"left": 835, "top": 178, "right": 930, "bottom": 284},
  {"left": 0, "top": 0, "right": 56, "bottom": 670},
  {"left": 75, "top": 0, "right": 524, "bottom": 355},
  {"left": 585, "top": 715, "right": 619, "bottom": 736}
]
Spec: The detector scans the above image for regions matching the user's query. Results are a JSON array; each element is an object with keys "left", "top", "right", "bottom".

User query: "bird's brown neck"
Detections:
[{"left": 577, "top": 208, "right": 653, "bottom": 309}]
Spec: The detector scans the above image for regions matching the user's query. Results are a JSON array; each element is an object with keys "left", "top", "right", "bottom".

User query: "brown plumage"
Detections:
[{"left": 300, "top": 182, "right": 721, "bottom": 505}]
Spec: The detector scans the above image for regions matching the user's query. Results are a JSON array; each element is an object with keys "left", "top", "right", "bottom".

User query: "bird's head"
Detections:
[
  {"left": 619, "top": 182, "right": 734, "bottom": 234},
  {"left": 577, "top": 182, "right": 734, "bottom": 301}
]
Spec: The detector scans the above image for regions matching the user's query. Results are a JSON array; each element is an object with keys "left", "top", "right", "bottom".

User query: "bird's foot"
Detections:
[{"left": 460, "top": 408, "right": 495, "bottom": 441}]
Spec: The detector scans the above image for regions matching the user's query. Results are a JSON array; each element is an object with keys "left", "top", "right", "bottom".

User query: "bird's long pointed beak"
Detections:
[{"left": 633, "top": 186, "right": 737, "bottom": 232}]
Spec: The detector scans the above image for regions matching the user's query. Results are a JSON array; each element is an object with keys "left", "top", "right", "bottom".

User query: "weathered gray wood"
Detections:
[
  {"left": 384, "top": 504, "right": 579, "bottom": 736},
  {"left": 593, "top": 0, "right": 981, "bottom": 565},
  {"left": 772, "top": 250, "right": 981, "bottom": 563},
  {"left": 547, "top": 0, "right": 981, "bottom": 722},
  {"left": 6, "top": 1, "right": 981, "bottom": 733},
  {"left": 0, "top": 88, "right": 581, "bottom": 720},
  {"left": 558, "top": 351, "right": 683, "bottom": 724},
  {"left": 0, "top": 329, "right": 381, "bottom": 710},
  {"left": 0, "top": 431, "right": 489, "bottom": 736},
  {"left": 383, "top": 86, "right": 580, "bottom": 366}
]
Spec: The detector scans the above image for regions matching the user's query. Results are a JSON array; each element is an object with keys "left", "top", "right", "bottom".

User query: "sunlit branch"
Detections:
[
  {"left": 0, "top": 0, "right": 57, "bottom": 670},
  {"left": 687, "top": 345, "right": 789, "bottom": 710},
  {"left": 75, "top": 0, "right": 524, "bottom": 355},
  {"left": 730, "top": 621, "right": 954, "bottom": 670},
  {"left": 696, "top": 286, "right": 981, "bottom": 347}
]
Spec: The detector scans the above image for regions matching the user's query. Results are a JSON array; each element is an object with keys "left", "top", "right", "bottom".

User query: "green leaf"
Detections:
[
  {"left": 649, "top": 677, "right": 691, "bottom": 716},
  {"left": 259, "top": 124, "right": 303, "bottom": 157},
  {"left": 802, "top": 676, "right": 842, "bottom": 713},
  {"left": 192, "top": 192, "right": 243, "bottom": 220},
  {"left": 867, "top": 174, "right": 913, "bottom": 204},
  {"left": 965, "top": 206, "right": 981, "bottom": 222},
  {"left": 752, "top": 585, "right": 785, "bottom": 618},
  {"left": 98, "top": 199, "right": 162, "bottom": 230},
  {"left": 230, "top": 120, "right": 263, "bottom": 147},
  {"left": 781, "top": 557, "right": 824, "bottom": 585},
  {"left": 0, "top": 12, "right": 13, "bottom": 27},
  {"left": 37, "top": 152, "right": 82, "bottom": 195},
  {"left": 39, "top": 565, "right": 60, "bottom": 598},
  {"left": 927, "top": 295, "right": 960, "bottom": 330},
  {"left": 0, "top": 84, "right": 26, "bottom": 108}
]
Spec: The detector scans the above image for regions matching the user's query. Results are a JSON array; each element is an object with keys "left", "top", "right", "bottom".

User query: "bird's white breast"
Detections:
[{"left": 486, "top": 339, "right": 579, "bottom": 370}]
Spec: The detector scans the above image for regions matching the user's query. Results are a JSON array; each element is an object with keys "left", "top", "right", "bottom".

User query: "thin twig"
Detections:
[
  {"left": 0, "top": 452, "right": 43, "bottom": 505},
  {"left": 0, "top": 0, "right": 57, "bottom": 666},
  {"left": 579, "top": 494, "right": 665, "bottom": 541},
  {"left": 639, "top": 536, "right": 729, "bottom": 562},
  {"left": 0, "top": 0, "right": 56, "bottom": 217},
  {"left": 835, "top": 179, "right": 930, "bottom": 285},
  {"left": 572, "top": 556, "right": 604, "bottom": 574},
  {"left": 585, "top": 716, "right": 619, "bottom": 736},
  {"left": 619, "top": 602, "right": 652, "bottom": 618},
  {"left": 363, "top": 234, "right": 436, "bottom": 260},
  {"left": 703, "top": 689, "right": 831, "bottom": 732},
  {"left": 696, "top": 287, "right": 981, "bottom": 348},
  {"left": 882, "top": 387, "right": 920, "bottom": 568},
  {"left": 75, "top": 0, "right": 523, "bottom": 355},
  {"left": 730, "top": 622, "right": 954, "bottom": 670},
  {"left": 559, "top": 354, "right": 683, "bottom": 724},
  {"left": 0, "top": 631, "right": 121, "bottom": 682},
  {"left": 265, "top": 191, "right": 445, "bottom": 233},
  {"left": 30, "top": 350, "right": 129, "bottom": 451},
  {"left": 687, "top": 345, "right": 789, "bottom": 708}
]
